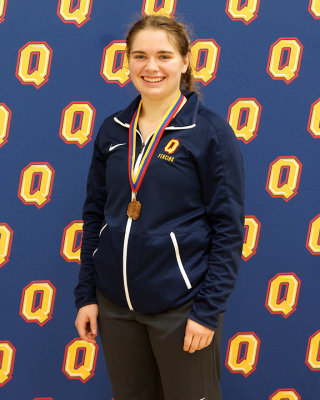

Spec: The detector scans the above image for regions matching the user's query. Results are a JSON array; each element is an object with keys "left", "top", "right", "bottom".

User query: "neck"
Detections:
[{"left": 140, "top": 91, "right": 181, "bottom": 122}]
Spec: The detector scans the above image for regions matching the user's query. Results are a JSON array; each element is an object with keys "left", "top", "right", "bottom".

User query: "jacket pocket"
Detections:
[
  {"left": 170, "top": 232, "right": 192, "bottom": 289},
  {"left": 93, "top": 226, "right": 127, "bottom": 306},
  {"left": 92, "top": 222, "right": 108, "bottom": 257}
]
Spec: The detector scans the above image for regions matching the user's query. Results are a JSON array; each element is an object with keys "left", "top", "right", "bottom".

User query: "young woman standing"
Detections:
[{"left": 75, "top": 15, "right": 244, "bottom": 400}]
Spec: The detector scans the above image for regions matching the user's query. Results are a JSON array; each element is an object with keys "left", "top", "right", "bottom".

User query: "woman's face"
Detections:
[{"left": 128, "top": 29, "right": 190, "bottom": 103}]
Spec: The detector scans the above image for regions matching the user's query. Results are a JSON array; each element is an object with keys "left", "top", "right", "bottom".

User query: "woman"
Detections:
[{"left": 75, "top": 15, "right": 244, "bottom": 400}]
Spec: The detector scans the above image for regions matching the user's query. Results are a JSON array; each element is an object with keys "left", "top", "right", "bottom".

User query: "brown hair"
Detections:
[{"left": 126, "top": 15, "right": 195, "bottom": 92}]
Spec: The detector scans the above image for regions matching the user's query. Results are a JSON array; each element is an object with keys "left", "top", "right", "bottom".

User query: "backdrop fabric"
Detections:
[{"left": 0, "top": 1, "right": 319, "bottom": 399}]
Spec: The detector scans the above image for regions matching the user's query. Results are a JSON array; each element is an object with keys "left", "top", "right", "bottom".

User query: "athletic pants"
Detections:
[{"left": 96, "top": 289, "right": 223, "bottom": 400}]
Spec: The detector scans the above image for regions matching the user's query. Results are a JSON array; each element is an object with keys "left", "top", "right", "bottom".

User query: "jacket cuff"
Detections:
[
  {"left": 188, "top": 301, "right": 221, "bottom": 331},
  {"left": 74, "top": 277, "right": 97, "bottom": 310},
  {"left": 75, "top": 297, "right": 97, "bottom": 310}
]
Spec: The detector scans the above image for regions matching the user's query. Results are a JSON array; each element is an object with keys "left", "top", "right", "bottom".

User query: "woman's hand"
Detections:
[
  {"left": 183, "top": 318, "right": 215, "bottom": 353},
  {"left": 75, "top": 304, "right": 99, "bottom": 344}
]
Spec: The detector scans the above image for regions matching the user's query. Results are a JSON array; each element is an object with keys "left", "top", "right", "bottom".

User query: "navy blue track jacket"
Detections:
[{"left": 75, "top": 91, "right": 245, "bottom": 330}]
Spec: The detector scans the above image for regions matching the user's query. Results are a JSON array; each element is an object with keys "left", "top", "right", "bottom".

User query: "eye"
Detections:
[
  {"left": 133, "top": 54, "right": 145, "bottom": 60},
  {"left": 159, "top": 55, "right": 170, "bottom": 60}
]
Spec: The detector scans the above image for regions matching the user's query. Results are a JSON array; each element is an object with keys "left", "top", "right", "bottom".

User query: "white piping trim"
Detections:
[
  {"left": 170, "top": 232, "right": 192, "bottom": 289},
  {"left": 92, "top": 222, "right": 108, "bottom": 256},
  {"left": 114, "top": 117, "right": 130, "bottom": 128},
  {"left": 99, "top": 222, "right": 108, "bottom": 236},
  {"left": 123, "top": 215, "right": 134, "bottom": 310},
  {"left": 114, "top": 116, "right": 196, "bottom": 131},
  {"left": 166, "top": 124, "right": 196, "bottom": 130},
  {"left": 122, "top": 138, "right": 150, "bottom": 311}
]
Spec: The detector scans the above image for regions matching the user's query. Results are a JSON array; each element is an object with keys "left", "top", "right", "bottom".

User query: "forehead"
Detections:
[{"left": 130, "top": 28, "right": 178, "bottom": 53}]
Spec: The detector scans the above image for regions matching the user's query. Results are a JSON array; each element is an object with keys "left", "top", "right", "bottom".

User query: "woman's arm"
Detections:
[
  {"left": 74, "top": 123, "right": 108, "bottom": 310},
  {"left": 188, "top": 117, "right": 245, "bottom": 332}
]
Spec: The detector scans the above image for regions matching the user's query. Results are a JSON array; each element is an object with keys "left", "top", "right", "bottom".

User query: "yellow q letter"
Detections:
[
  {"left": 267, "top": 38, "right": 303, "bottom": 84},
  {"left": 226, "top": 0, "right": 260, "bottom": 25},
  {"left": 20, "top": 281, "right": 56, "bottom": 326},
  {"left": 0, "top": 341, "right": 15, "bottom": 386},
  {"left": 270, "top": 389, "right": 301, "bottom": 400},
  {"left": 266, "top": 157, "right": 302, "bottom": 201},
  {"left": 309, "top": 0, "right": 320, "bottom": 18},
  {"left": 306, "top": 330, "right": 320, "bottom": 370},
  {"left": 242, "top": 216, "right": 260, "bottom": 261},
  {"left": 61, "top": 220, "right": 83, "bottom": 263},
  {"left": 142, "top": 0, "right": 177, "bottom": 16},
  {"left": 191, "top": 40, "right": 220, "bottom": 85},
  {"left": 308, "top": 98, "right": 320, "bottom": 138},
  {"left": 306, "top": 214, "right": 320, "bottom": 254},
  {"left": 59, "top": 102, "right": 96, "bottom": 147},
  {"left": 100, "top": 41, "right": 130, "bottom": 87},
  {"left": 0, "top": 223, "right": 13, "bottom": 268},
  {"left": 225, "top": 332, "right": 260, "bottom": 376},
  {"left": 16, "top": 42, "right": 52, "bottom": 88},
  {"left": 57, "top": 0, "right": 92, "bottom": 27},
  {"left": 63, "top": 339, "right": 98, "bottom": 382},
  {"left": 0, "top": 103, "right": 11, "bottom": 147},
  {"left": 0, "top": 0, "right": 7, "bottom": 24},
  {"left": 228, "top": 98, "right": 261, "bottom": 143},
  {"left": 265, "top": 273, "right": 301, "bottom": 317},
  {"left": 18, "top": 162, "right": 55, "bottom": 208},
  {"left": 164, "top": 139, "right": 180, "bottom": 154}
]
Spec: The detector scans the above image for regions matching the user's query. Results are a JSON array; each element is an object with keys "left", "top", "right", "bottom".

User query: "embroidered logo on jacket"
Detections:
[
  {"left": 164, "top": 138, "right": 180, "bottom": 154},
  {"left": 109, "top": 143, "right": 126, "bottom": 152},
  {"left": 158, "top": 153, "right": 175, "bottom": 163}
]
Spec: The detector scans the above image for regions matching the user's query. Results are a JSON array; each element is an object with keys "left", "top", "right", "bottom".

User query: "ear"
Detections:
[{"left": 182, "top": 52, "right": 191, "bottom": 74}]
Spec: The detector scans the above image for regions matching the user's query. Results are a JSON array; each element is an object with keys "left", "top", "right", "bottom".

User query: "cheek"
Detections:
[
  {"left": 128, "top": 63, "right": 140, "bottom": 77},
  {"left": 128, "top": 58, "right": 139, "bottom": 70},
  {"left": 171, "top": 60, "right": 188, "bottom": 76}
]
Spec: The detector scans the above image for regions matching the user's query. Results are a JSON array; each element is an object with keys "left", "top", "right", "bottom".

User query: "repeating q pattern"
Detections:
[{"left": 0, "top": 1, "right": 319, "bottom": 399}]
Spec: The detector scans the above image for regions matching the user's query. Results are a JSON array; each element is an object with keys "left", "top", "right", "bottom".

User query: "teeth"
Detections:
[{"left": 143, "top": 77, "right": 163, "bottom": 82}]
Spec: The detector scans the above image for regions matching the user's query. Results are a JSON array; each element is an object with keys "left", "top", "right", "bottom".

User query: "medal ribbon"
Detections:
[{"left": 128, "top": 91, "right": 184, "bottom": 193}]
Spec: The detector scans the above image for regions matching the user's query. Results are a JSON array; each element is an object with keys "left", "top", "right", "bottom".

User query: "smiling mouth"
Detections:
[{"left": 142, "top": 77, "right": 165, "bottom": 83}]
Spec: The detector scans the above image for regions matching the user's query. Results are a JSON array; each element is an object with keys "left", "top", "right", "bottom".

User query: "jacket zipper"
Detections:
[
  {"left": 122, "top": 130, "right": 148, "bottom": 311},
  {"left": 170, "top": 232, "right": 192, "bottom": 289}
]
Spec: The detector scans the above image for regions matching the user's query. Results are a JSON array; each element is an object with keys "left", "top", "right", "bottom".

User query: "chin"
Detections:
[{"left": 140, "top": 89, "right": 168, "bottom": 100}]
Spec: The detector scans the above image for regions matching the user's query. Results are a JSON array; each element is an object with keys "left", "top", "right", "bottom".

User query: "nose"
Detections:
[{"left": 145, "top": 57, "right": 159, "bottom": 72}]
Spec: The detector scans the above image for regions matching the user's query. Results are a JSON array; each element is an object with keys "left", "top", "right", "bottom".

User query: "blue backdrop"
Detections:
[{"left": 1, "top": 1, "right": 320, "bottom": 399}]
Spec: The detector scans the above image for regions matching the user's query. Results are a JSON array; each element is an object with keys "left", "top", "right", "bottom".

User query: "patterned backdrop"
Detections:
[{"left": 1, "top": 1, "right": 320, "bottom": 399}]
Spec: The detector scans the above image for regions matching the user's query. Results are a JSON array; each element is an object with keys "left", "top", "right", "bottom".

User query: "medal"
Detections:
[
  {"left": 127, "top": 92, "right": 184, "bottom": 220},
  {"left": 127, "top": 197, "right": 141, "bottom": 220}
]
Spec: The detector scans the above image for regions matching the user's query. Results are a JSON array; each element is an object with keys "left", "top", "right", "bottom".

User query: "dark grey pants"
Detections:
[{"left": 97, "top": 290, "right": 223, "bottom": 400}]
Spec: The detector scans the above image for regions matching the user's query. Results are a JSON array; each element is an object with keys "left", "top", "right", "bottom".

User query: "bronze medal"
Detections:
[{"left": 127, "top": 198, "right": 141, "bottom": 220}]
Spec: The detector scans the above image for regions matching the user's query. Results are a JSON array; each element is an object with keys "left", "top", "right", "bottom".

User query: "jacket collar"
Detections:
[{"left": 114, "top": 90, "right": 199, "bottom": 130}]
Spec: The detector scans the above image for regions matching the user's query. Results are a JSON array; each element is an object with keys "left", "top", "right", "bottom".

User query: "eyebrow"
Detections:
[{"left": 131, "top": 50, "right": 174, "bottom": 55}]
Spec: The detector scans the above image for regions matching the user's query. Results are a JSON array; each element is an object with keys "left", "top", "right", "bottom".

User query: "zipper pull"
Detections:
[{"left": 139, "top": 142, "right": 145, "bottom": 154}]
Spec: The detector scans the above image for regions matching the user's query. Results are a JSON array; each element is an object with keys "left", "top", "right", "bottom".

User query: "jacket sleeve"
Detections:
[
  {"left": 188, "top": 119, "right": 245, "bottom": 330},
  {"left": 74, "top": 125, "right": 108, "bottom": 310}
]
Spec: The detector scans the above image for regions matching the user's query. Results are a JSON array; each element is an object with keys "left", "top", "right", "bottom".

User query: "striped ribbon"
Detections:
[{"left": 128, "top": 91, "right": 184, "bottom": 193}]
